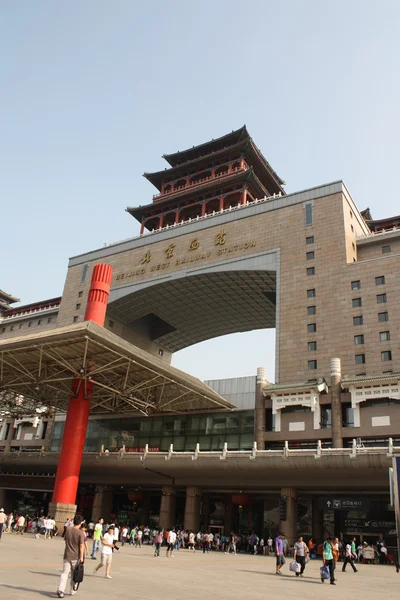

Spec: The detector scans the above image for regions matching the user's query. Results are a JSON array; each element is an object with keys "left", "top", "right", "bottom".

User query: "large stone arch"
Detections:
[{"left": 107, "top": 250, "right": 279, "bottom": 354}]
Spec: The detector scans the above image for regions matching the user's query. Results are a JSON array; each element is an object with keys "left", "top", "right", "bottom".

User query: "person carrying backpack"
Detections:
[{"left": 322, "top": 537, "right": 336, "bottom": 585}]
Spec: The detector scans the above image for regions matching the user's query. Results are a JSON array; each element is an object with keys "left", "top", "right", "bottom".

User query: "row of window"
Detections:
[
  {"left": 351, "top": 276, "right": 386, "bottom": 289},
  {"left": 354, "top": 331, "right": 390, "bottom": 344},
  {"left": 352, "top": 293, "right": 388, "bottom": 306},
  {"left": 355, "top": 351, "right": 392, "bottom": 364},
  {"left": 1, "top": 317, "right": 53, "bottom": 333},
  {"left": 354, "top": 312, "right": 389, "bottom": 325}
]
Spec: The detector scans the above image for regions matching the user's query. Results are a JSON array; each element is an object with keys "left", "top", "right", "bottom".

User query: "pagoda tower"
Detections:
[{"left": 127, "top": 126, "right": 285, "bottom": 234}]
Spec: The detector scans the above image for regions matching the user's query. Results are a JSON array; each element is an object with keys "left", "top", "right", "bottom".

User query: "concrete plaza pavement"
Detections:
[{"left": 0, "top": 533, "right": 399, "bottom": 599}]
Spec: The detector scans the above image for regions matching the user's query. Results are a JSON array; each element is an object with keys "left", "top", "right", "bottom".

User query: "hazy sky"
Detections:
[{"left": 1, "top": 1, "right": 399, "bottom": 382}]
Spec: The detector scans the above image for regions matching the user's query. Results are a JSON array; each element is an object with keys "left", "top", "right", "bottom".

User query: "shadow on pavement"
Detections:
[
  {"left": 29, "top": 571, "right": 59, "bottom": 577},
  {"left": 239, "top": 570, "right": 322, "bottom": 584},
  {"left": 0, "top": 585, "right": 54, "bottom": 597}
]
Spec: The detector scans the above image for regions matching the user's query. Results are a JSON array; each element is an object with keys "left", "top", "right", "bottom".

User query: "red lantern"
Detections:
[
  {"left": 232, "top": 494, "right": 251, "bottom": 505},
  {"left": 128, "top": 491, "right": 144, "bottom": 502}
]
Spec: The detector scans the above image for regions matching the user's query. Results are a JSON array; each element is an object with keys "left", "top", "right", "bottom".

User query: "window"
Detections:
[
  {"left": 352, "top": 297, "right": 362, "bottom": 308},
  {"left": 307, "top": 267, "right": 315, "bottom": 276},
  {"left": 308, "top": 341, "right": 317, "bottom": 351},
  {"left": 354, "top": 335, "right": 364, "bottom": 345},
  {"left": 47, "top": 317, "right": 52, "bottom": 324},
  {"left": 37, "top": 320, "right": 41, "bottom": 325},
  {"left": 355, "top": 354, "right": 366, "bottom": 364},
  {"left": 350, "top": 210, "right": 353, "bottom": 218},
  {"left": 159, "top": 349, "right": 164, "bottom": 356},
  {"left": 382, "top": 351, "right": 392, "bottom": 362},
  {"left": 81, "top": 263, "right": 89, "bottom": 283},
  {"left": 28, "top": 322, "right": 32, "bottom": 327},
  {"left": 73, "top": 316, "right": 78, "bottom": 323},
  {"left": 377, "top": 294, "right": 387, "bottom": 304},
  {"left": 1, "top": 327, "right": 5, "bottom": 333},
  {"left": 306, "top": 251, "right": 315, "bottom": 260},
  {"left": 380, "top": 331, "right": 390, "bottom": 342},
  {"left": 353, "top": 316, "right": 363, "bottom": 326},
  {"left": 375, "top": 276, "right": 385, "bottom": 286},
  {"left": 18, "top": 324, "right": 22, "bottom": 329},
  {"left": 351, "top": 280, "right": 361, "bottom": 290},
  {"left": 76, "top": 303, "right": 81, "bottom": 310},
  {"left": 382, "top": 245, "right": 391, "bottom": 254},
  {"left": 307, "top": 305, "right": 316, "bottom": 315},
  {"left": 308, "top": 360, "right": 317, "bottom": 370},
  {"left": 321, "top": 406, "right": 332, "bottom": 428},
  {"left": 306, "top": 236, "right": 314, "bottom": 245},
  {"left": 352, "top": 242, "right": 355, "bottom": 251},
  {"left": 351, "top": 224, "right": 354, "bottom": 233},
  {"left": 78, "top": 291, "right": 83, "bottom": 298},
  {"left": 378, "top": 312, "right": 389, "bottom": 322},
  {"left": 305, "top": 202, "right": 313, "bottom": 226},
  {"left": 10, "top": 325, "right": 14, "bottom": 331},
  {"left": 307, "top": 289, "right": 316, "bottom": 298},
  {"left": 307, "top": 323, "right": 317, "bottom": 333},
  {"left": 108, "top": 320, "right": 114, "bottom": 328}
]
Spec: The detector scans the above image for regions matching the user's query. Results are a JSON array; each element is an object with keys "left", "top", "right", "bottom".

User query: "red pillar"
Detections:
[
  {"left": 241, "top": 188, "right": 247, "bottom": 205},
  {"left": 50, "top": 264, "right": 113, "bottom": 521},
  {"left": 158, "top": 214, "right": 164, "bottom": 229},
  {"left": 175, "top": 209, "right": 180, "bottom": 224},
  {"left": 201, "top": 201, "right": 206, "bottom": 217},
  {"left": 219, "top": 196, "right": 224, "bottom": 212},
  {"left": 140, "top": 219, "right": 145, "bottom": 235}
]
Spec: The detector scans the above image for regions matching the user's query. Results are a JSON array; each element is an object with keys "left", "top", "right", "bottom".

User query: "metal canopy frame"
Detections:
[{"left": 0, "top": 322, "right": 234, "bottom": 417}]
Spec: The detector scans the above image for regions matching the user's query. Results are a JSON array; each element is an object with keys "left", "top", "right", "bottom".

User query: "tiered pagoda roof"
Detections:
[
  {"left": 361, "top": 208, "right": 400, "bottom": 232},
  {"left": 127, "top": 127, "right": 285, "bottom": 230}
]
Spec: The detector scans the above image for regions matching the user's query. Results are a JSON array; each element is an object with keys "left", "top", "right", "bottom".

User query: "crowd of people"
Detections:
[
  {"left": 1, "top": 507, "right": 396, "bottom": 596},
  {"left": 0, "top": 510, "right": 58, "bottom": 539}
]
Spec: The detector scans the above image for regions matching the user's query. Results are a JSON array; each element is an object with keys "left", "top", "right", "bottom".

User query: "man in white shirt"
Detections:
[
  {"left": 16, "top": 515, "right": 25, "bottom": 535},
  {"left": 136, "top": 528, "right": 143, "bottom": 547},
  {"left": 121, "top": 526, "right": 129, "bottom": 546},
  {"left": 88, "top": 522, "right": 94, "bottom": 539},
  {"left": 113, "top": 525, "right": 119, "bottom": 544},
  {"left": 93, "top": 526, "right": 115, "bottom": 579},
  {"left": 166, "top": 529, "right": 177, "bottom": 557},
  {"left": 188, "top": 531, "right": 195, "bottom": 552},
  {"left": 48, "top": 516, "right": 56, "bottom": 538},
  {"left": 0, "top": 508, "right": 6, "bottom": 540},
  {"left": 342, "top": 540, "right": 358, "bottom": 573}
]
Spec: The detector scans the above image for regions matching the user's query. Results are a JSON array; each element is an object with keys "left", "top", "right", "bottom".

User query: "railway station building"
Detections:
[{"left": 0, "top": 127, "right": 399, "bottom": 544}]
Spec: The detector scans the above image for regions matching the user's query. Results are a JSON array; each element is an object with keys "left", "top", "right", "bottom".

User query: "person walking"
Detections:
[
  {"left": 91, "top": 518, "right": 104, "bottom": 559},
  {"left": 16, "top": 514, "right": 25, "bottom": 535},
  {"left": 166, "top": 529, "right": 176, "bottom": 557},
  {"left": 6, "top": 512, "right": 14, "bottom": 533},
  {"left": 0, "top": 508, "right": 6, "bottom": 540},
  {"left": 342, "top": 540, "right": 358, "bottom": 573},
  {"left": 203, "top": 532, "right": 210, "bottom": 554},
  {"left": 56, "top": 514, "right": 85, "bottom": 598},
  {"left": 188, "top": 530, "right": 196, "bottom": 552},
  {"left": 121, "top": 525, "right": 129, "bottom": 546},
  {"left": 93, "top": 525, "right": 115, "bottom": 579},
  {"left": 154, "top": 530, "right": 163, "bottom": 557},
  {"left": 275, "top": 532, "right": 285, "bottom": 574},
  {"left": 322, "top": 537, "right": 336, "bottom": 585},
  {"left": 294, "top": 535, "right": 308, "bottom": 577}
]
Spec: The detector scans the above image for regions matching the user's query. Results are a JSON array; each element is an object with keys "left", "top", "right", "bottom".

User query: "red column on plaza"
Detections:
[{"left": 51, "top": 264, "right": 113, "bottom": 512}]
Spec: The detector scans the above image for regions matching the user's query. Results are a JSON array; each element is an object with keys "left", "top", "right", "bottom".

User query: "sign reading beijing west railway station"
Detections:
[{"left": 115, "top": 229, "right": 257, "bottom": 282}]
